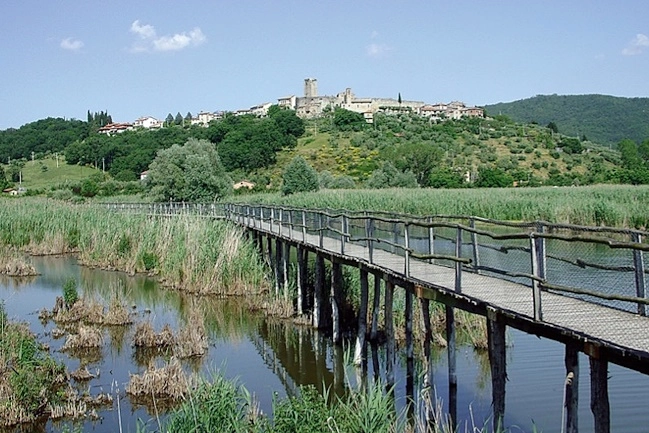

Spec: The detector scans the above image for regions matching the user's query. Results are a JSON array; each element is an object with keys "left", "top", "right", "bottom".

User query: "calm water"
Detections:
[{"left": 1, "top": 256, "right": 648, "bottom": 432}]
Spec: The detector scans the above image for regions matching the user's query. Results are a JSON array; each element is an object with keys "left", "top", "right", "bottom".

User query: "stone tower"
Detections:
[{"left": 304, "top": 78, "right": 318, "bottom": 98}]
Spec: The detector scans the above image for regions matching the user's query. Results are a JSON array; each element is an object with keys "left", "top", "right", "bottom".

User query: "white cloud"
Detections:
[
  {"left": 129, "top": 20, "right": 206, "bottom": 53},
  {"left": 60, "top": 37, "right": 84, "bottom": 51},
  {"left": 366, "top": 43, "right": 390, "bottom": 58},
  {"left": 153, "top": 28, "right": 206, "bottom": 51},
  {"left": 622, "top": 33, "right": 649, "bottom": 56},
  {"left": 131, "top": 20, "right": 156, "bottom": 39}
]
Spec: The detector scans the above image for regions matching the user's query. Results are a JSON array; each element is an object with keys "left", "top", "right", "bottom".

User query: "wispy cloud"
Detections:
[
  {"left": 129, "top": 20, "right": 206, "bottom": 53},
  {"left": 366, "top": 43, "right": 390, "bottom": 58},
  {"left": 622, "top": 33, "right": 649, "bottom": 56},
  {"left": 60, "top": 37, "right": 84, "bottom": 51},
  {"left": 366, "top": 30, "right": 391, "bottom": 59}
]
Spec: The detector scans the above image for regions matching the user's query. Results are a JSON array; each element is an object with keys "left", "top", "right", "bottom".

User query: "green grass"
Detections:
[
  {"left": 4, "top": 156, "right": 100, "bottom": 191},
  {"left": 228, "top": 184, "right": 649, "bottom": 228}
]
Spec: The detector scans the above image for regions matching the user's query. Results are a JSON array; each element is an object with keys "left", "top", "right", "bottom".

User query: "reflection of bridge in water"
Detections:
[
  {"left": 249, "top": 321, "right": 343, "bottom": 399},
  {"left": 108, "top": 202, "right": 649, "bottom": 433}
]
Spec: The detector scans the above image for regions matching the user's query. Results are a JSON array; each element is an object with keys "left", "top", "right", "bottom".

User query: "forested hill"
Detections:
[{"left": 484, "top": 94, "right": 649, "bottom": 147}]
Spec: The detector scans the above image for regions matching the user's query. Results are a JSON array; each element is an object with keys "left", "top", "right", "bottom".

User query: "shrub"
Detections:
[
  {"left": 281, "top": 156, "right": 319, "bottom": 196},
  {"left": 62, "top": 278, "right": 79, "bottom": 309}
]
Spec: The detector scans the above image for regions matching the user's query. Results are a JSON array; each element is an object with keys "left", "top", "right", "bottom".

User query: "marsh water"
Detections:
[{"left": 2, "top": 256, "right": 649, "bottom": 432}]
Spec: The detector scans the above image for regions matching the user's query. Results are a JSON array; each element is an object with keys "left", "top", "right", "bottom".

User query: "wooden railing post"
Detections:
[
  {"left": 366, "top": 218, "right": 375, "bottom": 264},
  {"left": 278, "top": 208, "right": 283, "bottom": 237},
  {"left": 302, "top": 210, "right": 307, "bottom": 242},
  {"left": 341, "top": 215, "right": 347, "bottom": 255},
  {"left": 530, "top": 233, "right": 543, "bottom": 321},
  {"left": 404, "top": 223, "right": 410, "bottom": 277},
  {"left": 632, "top": 233, "right": 646, "bottom": 315},
  {"left": 288, "top": 209, "right": 293, "bottom": 239},
  {"left": 319, "top": 213, "right": 324, "bottom": 248},
  {"left": 270, "top": 208, "right": 274, "bottom": 234},
  {"left": 428, "top": 216, "right": 435, "bottom": 264},
  {"left": 470, "top": 218, "right": 480, "bottom": 273},
  {"left": 455, "top": 226, "right": 462, "bottom": 293}
]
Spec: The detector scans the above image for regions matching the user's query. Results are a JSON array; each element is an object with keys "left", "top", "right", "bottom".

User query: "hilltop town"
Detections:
[{"left": 98, "top": 78, "right": 484, "bottom": 135}]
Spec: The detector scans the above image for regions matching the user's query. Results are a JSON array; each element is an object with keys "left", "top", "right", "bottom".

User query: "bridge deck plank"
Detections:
[{"left": 259, "top": 221, "right": 649, "bottom": 359}]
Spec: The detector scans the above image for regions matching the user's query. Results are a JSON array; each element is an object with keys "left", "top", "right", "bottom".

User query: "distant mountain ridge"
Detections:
[{"left": 484, "top": 94, "right": 649, "bottom": 147}]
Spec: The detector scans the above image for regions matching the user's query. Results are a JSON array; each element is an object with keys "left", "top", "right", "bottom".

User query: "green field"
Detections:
[{"left": 2, "top": 156, "right": 99, "bottom": 191}]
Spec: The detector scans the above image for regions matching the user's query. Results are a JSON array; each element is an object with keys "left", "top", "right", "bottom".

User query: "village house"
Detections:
[
  {"left": 133, "top": 116, "right": 163, "bottom": 129},
  {"left": 98, "top": 122, "right": 134, "bottom": 136}
]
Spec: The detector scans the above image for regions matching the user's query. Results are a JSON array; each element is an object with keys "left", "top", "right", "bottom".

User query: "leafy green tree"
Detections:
[
  {"left": 185, "top": 112, "right": 193, "bottom": 122},
  {"left": 333, "top": 108, "right": 366, "bottom": 131},
  {"left": 165, "top": 113, "right": 174, "bottom": 126},
  {"left": 174, "top": 112, "right": 184, "bottom": 126},
  {"left": 475, "top": 167, "right": 513, "bottom": 188},
  {"left": 385, "top": 142, "right": 443, "bottom": 186},
  {"left": 282, "top": 156, "right": 319, "bottom": 195},
  {"left": 429, "top": 167, "right": 465, "bottom": 188},
  {"left": 0, "top": 165, "right": 8, "bottom": 189},
  {"left": 147, "top": 138, "right": 232, "bottom": 202},
  {"left": 268, "top": 105, "right": 305, "bottom": 140},
  {"left": 618, "top": 139, "right": 641, "bottom": 169},
  {"left": 546, "top": 122, "right": 559, "bottom": 133},
  {"left": 365, "top": 162, "right": 418, "bottom": 189}
]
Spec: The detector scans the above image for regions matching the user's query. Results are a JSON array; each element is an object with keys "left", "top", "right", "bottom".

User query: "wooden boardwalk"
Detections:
[{"left": 250, "top": 215, "right": 649, "bottom": 373}]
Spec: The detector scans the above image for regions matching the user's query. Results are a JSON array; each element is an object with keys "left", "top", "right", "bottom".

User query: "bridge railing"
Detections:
[
  {"left": 223, "top": 203, "right": 649, "bottom": 323},
  {"left": 102, "top": 202, "right": 649, "bottom": 323}
]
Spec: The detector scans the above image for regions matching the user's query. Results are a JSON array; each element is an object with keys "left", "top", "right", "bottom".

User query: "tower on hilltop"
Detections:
[{"left": 304, "top": 78, "right": 318, "bottom": 98}]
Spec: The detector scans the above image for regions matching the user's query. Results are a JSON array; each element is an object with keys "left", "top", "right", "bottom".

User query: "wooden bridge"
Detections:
[{"left": 109, "top": 202, "right": 649, "bottom": 433}]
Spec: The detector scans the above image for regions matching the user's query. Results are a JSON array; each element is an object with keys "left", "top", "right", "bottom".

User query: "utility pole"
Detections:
[{"left": 102, "top": 157, "right": 105, "bottom": 173}]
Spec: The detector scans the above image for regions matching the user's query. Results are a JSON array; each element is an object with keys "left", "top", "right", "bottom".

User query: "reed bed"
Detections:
[
  {"left": 176, "top": 308, "right": 208, "bottom": 358},
  {"left": 231, "top": 184, "right": 649, "bottom": 228},
  {"left": 133, "top": 322, "right": 175, "bottom": 348},
  {"left": 0, "top": 303, "right": 68, "bottom": 427},
  {"left": 0, "top": 246, "right": 37, "bottom": 276},
  {"left": 61, "top": 325, "right": 104, "bottom": 350},
  {"left": 0, "top": 198, "right": 270, "bottom": 295},
  {"left": 126, "top": 357, "right": 190, "bottom": 399}
]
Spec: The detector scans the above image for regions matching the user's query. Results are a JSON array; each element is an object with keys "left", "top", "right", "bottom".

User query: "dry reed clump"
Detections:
[
  {"left": 264, "top": 297, "right": 295, "bottom": 319},
  {"left": 175, "top": 311, "right": 208, "bottom": 358},
  {"left": 103, "top": 298, "right": 132, "bottom": 326},
  {"left": 62, "top": 326, "right": 103, "bottom": 351},
  {"left": 0, "top": 258, "right": 38, "bottom": 277},
  {"left": 126, "top": 356, "right": 190, "bottom": 399},
  {"left": 133, "top": 322, "right": 175, "bottom": 348},
  {"left": 69, "top": 366, "right": 95, "bottom": 381},
  {"left": 0, "top": 247, "right": 38, "bottom": 277}
]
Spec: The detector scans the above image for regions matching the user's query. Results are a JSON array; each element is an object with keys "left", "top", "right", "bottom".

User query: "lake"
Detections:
[{"left": 1, "top": 255, "right": 648, "bottom": 432}]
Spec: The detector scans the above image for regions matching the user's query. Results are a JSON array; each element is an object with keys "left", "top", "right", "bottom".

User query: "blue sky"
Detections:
[{"left": 1, "top": 0, "right": 648, "bottom": 129}]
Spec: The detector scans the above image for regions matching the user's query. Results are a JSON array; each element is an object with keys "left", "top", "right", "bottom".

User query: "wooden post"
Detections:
[
  {"left": 455, "top": 227, "right": 462, "bottom": 293},
  {"left": 370, "top": 276, "right": 381, "bottom": 341},
  {"left": 405, "top": 285, "right": 415, "bottom": 414},
  {"left": 564, "top": 342, "right": 579, "bottom": 433},
  {"left": 385, "top": 279, "right": 395, "bottom": 388},
  {"left": 297, "top": 246, "right": 307, "bottom": 316},
  {"left": 302, "top": 211, "right": 307, "bottom": 242},
  {"left": 487, "top": 311, "right": 506, "bottom": 432},
  {"left": 404, "top": 223, "right": 410, "bottom": 277},
  {"left": 275, "top": 238, "right": 284, "bottom": 297},
  {"left": 283, "top": 242, "right": 291, "bottom": 300},
  {"left": 420, "top": 298, "right": 434, "bottom": 428},
  {"left": 590, "top": 355, "right": 610, "bottom": 433},
  {"left": 446, "top": 305, "right": 457, "bottom": 428},
  {"left": 354, "top": 268, "right": 369, "bottom": 365},
  {"left": 366, "top": 218, "right": 375, "bottom": 264},
  {"left": 318, "top": 213, "right": 324, "bottom": 248},
  {"left": 427, "top": 217, "right": 435, "bottom": 264},
  {"left": 341, "top": 215, "right": 347, "bottom": 255},
  {"left": 632, "top": 233, "right": 646, "bottom": 315},
  {"left": 405, "top": 287, "right": 413, "bottom": 361},
  {"left": 331, "top": 261, "right": 343, "bottom": 345},
  {"left": 470, "top": 218, "right": 480, "bottom": 273},
  {"left": 530, "top": 234, "right": 543, "bottom": 321},
  {"left": 313, "top": 255, "right": 325, "bottom": 329}
]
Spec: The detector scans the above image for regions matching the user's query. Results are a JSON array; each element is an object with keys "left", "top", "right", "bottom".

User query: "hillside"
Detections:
[
  {"left": 259, "top": 112, "right": 622, "bottom": 189},
  {"left": 484, "top": 94, "right": 649, "bottom": 147}
]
